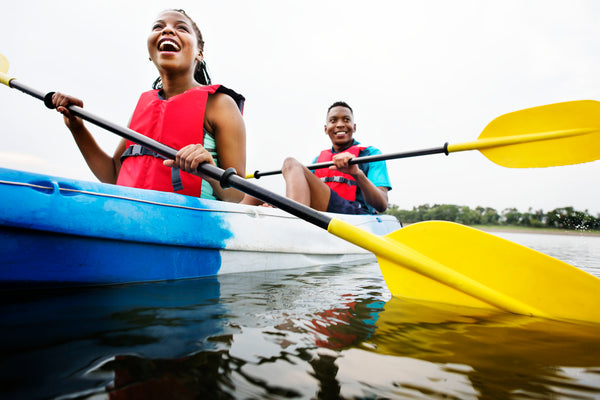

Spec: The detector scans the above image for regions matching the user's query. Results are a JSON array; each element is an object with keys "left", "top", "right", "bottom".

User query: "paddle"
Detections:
[
  {"left": 2, "top": 54, "right": 600, "bottom": 324},
  {"left": 246, "top": 100, "right": 600, "bottom": 179}
]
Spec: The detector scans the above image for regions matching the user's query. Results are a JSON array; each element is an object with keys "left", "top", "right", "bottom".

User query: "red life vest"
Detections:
[
  {"left": 116, "top": 85, "right": 222, "bottom": 196},
  {"left": 314, "top": 144, "right": 366, "bottom": 201}
]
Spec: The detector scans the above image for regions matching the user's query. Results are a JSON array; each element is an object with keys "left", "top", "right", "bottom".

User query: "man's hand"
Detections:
[{"left": 331, "top": 151, "right": 360, "bottom": 176}]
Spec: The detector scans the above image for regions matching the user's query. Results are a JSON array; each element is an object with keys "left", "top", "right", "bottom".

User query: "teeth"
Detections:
[{"left": 159, "top": 40, "right": 181, "bottom": 51}]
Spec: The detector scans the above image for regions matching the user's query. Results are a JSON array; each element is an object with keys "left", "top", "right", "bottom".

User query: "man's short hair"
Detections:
[{"left": 327, "top": 101, "right": 353, "bottom": 115}]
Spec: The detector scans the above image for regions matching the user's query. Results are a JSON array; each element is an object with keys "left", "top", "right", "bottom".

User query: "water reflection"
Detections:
[
  {"left": 0, "top": 278, "right": 226, "bottom": 399},
  {"left": 66, "top": 281, "right": 600, "bottom": 400},
  {"left": 359, "top": 296, "right": 600, "bottom": 399},
  {"left": 1, "top": 236, "right": 600, "bottom": 399}
]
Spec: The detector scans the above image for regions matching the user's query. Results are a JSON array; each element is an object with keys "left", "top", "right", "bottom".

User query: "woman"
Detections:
[{"left": 52, "top": 9, "right": 246, "bottom": 202}]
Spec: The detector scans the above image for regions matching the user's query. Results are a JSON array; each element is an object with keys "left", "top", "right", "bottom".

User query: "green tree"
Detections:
[
  {"left": 521, "top": 208, "right": 544, "bottom": 227},
  {"left": 480, "top": 207, "right": 500, "bottom": 225},
  {"left": 459, "top": 206, "right": 481, "bottom": 225},
  {"left": 415, "top": 204, "right": 432, "bottom": 221},
  {"left": 427, "top": 204, "right": 460, "bottom": 222},
  {"left": 501, "top": 208, "right": 522, "bottom": 225}
]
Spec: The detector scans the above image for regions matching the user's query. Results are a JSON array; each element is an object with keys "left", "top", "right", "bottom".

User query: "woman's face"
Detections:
[{"left": 147, "top": 11, "right": 201, "bottom": 76}]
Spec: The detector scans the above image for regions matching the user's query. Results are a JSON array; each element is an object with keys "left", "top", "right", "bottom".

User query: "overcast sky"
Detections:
[{"left": 2, "top": 0, "right": 600, "bottom": 215}]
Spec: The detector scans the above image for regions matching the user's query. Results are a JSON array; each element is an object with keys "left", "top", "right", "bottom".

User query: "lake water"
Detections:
[{"left": 1, "top": 231, "right": 599, "bottom": 399}]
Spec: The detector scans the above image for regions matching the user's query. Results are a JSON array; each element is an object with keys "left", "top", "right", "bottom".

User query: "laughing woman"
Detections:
[{"left": 51, "top": 9, "right": 246, "bottom": 202}]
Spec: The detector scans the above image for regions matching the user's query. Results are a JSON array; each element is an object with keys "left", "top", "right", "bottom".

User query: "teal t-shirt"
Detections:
[{"left": 200, "top": 131, "right": 218, "bottom": 200}]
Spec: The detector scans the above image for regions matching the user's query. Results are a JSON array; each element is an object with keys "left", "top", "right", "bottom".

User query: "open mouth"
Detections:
[{"left": 158, "top": 39, "right": 181, "bottom": 52}]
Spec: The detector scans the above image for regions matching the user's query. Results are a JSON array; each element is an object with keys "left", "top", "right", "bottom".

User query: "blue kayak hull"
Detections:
[
  {"left": 0, "top": 167, "right": 402, "bottom": 287},
  {"left": 2, "top": 227, "right": 222, "bottom": 285}
]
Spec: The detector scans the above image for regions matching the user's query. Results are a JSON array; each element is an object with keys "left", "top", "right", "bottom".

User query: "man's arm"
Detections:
[
  {"left": 331, "top": 151, "right": 390, "bottom": 212},
  {"left": 352, "top": 170, "right": 389, "bottom": 212}
]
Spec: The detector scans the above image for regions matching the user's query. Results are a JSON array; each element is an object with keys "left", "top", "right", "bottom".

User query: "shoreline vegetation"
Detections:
[
  {"left": 468, "top": 225, "right": 600, "bottom": 237},
  {"left": 385, "top": 203, "right": 600, "bottom": 237},
  {"left": 401, "top": 222, "right": 600, "bottom": 237}
]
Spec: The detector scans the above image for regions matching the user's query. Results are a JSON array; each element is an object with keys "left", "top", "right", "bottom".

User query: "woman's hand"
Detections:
[
  {"left": 164, "top": 144, "right": 215, "bottom": 175},
  {"left": 51, "top": 92, "right": 85, "bottom": 131}
]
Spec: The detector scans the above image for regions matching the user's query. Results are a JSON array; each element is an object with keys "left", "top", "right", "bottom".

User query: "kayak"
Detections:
[{"left": 0, "top": 167, "right": 401, "bottom": 287}]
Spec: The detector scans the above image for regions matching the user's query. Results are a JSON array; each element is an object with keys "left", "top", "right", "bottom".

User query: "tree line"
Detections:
[{"left": 383, "top": 204, "right": 600, "bottom": 231}]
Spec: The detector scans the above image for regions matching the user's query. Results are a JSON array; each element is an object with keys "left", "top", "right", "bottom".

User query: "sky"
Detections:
[{"left": 2, "top": 0, "right": 600, "bottom": 215}]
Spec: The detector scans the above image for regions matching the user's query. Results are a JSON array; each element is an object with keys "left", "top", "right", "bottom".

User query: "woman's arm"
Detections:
[
  {"left": 52, "top": 92, "right": 123, "bottom": 183},
  {"left": 207, "top": 93, "right": 246, "bottom": 202}
]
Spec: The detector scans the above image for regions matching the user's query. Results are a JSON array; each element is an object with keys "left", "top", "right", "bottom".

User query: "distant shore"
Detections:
[
  {"left": 401, "top": 223, "right": 600, "bottom": 237},
  {"left": 471, "top": 225, "right": 600, "bottom": 237}
]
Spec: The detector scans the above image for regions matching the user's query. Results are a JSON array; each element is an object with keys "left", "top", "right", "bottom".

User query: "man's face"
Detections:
[{"left": 324, "top": 106, "right": 356, "bottom": 150}]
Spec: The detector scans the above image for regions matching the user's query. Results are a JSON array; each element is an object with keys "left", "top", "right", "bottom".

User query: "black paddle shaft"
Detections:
[
  {"left": 252, "top": 144, "right": 450, "bottom": 179},
  {"left": 8, "top": 79, "right": 333, "bottom": 230}
]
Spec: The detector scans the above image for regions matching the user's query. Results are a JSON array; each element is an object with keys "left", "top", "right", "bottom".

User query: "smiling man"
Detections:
[{"left": 280, "top": 101, "right": 391, "bottom": 215}]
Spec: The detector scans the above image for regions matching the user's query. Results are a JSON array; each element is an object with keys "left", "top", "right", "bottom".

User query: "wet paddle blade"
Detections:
[
  {"left": 377, "top": 221, "right": 600, "bottom": 323},
  {"left": 474, "top": 100, "right": 600, "bottom": 168}
]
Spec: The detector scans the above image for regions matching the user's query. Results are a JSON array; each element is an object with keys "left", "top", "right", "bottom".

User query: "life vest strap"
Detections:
[
  {"left": 120, "top": 144, "right": 164, "bottom": 161},
  {"left": 120, "top": 144, "right": 183, "bottom": 192},
  {"left": 320, "top": 176, "right": 357, "bottom": 186}
]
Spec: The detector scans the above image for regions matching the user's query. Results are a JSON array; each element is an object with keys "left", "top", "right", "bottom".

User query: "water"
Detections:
[
  {"left": 1, "top": 232, "right": 599, "bottom": 399},
  {"left": 493, "top": 230, "right": 600, "bottom": 278}
]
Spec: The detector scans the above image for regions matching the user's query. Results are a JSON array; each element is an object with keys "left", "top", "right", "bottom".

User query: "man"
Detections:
[{"left": 281, "top": 101, "right": 391, "bottom": 214}]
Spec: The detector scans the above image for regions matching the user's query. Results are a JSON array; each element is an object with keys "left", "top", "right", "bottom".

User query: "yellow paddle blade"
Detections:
[
  {"left": 0, "top": 53, "right": 8, "bottom": 73},
  {"left": 329, "top": 219, "right": 550, "bottom": 318},
  {"left": 0, "top": 53, "right": 10, "bottom": 86},
  {"left": 377, "top": 221, "right": 600, "bottom": 323},
  {"left": 453, "top": 100, "right": 600, "bottom": 168}
]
